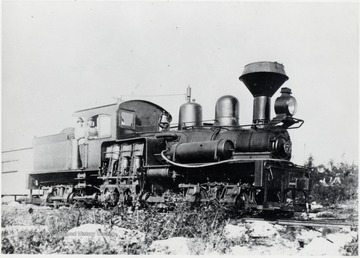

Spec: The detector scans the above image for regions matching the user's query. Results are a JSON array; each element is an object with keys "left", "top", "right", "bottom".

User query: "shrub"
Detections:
[
  {"left": 2, "top": 202, "right": 238, "bottom": 254},
  {"left": 306, "top": 156, "right": 358, "bottom": 207}
]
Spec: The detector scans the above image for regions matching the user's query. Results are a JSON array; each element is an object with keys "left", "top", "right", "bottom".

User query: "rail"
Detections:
[{"left": 242, "top": 217, "right": 357, "bottom": 229}]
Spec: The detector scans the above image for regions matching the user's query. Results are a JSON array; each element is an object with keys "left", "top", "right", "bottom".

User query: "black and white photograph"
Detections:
[{"left": 1, "top": 0, "right": 358, "bottom": 255}]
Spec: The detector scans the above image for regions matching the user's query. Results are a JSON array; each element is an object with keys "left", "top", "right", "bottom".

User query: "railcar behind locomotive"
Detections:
[{"left": 28, "top": 61, "right": 310, "bottom": 214}]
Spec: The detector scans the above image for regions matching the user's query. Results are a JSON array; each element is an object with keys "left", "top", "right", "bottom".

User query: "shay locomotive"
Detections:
[{"left": 28, "top": 61, "right": 310, "bottom": 214}]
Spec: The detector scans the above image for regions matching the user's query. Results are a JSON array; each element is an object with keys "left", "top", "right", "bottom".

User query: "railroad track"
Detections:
[{"left": 242, "top": 217, "right": 358, "bottom": 229}]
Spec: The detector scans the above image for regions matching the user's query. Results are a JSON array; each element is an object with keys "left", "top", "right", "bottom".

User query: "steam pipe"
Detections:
[{"left": 160, "top": 150, "right": 291, "bottom": 168}]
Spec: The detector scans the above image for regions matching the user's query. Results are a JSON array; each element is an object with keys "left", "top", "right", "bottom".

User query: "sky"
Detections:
[{"left": 2, "top": 1, "right": 359, "bottom": 166}]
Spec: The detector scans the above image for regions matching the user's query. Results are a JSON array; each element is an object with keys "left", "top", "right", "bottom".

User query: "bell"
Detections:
[{"left": 159, "top": 111, "right": 171, "bottom": 130}]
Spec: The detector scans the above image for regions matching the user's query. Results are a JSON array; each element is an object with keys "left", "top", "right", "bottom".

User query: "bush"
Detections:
[
  {"left": 2, "top": 203, "right": 237, "bottom": 254},
  {"left": 306, "top": 156, "right": 358, "bottom": 207}
]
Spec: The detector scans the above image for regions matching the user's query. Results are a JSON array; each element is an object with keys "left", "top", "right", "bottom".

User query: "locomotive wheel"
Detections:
[
  {"left": 112, "top": 190, "right": 120, "bottom": 206},
  {"left": 68, "top": 192, "right": 75, "bottom": 204},
  {"left": 75, "top": 191, "right": 88, "bottom": 208},
  {"left": 41, "top": 193, "right": 50, "bottom": 206},
  {"left": 138, "top": 191, "right": 151, "bottom": 208},
  {"left": 73, "top": 201, "right": 87, "bottom": 208},
  {"left": 101, "top": 189, "right": 120, "bottom": 209},
  {"left": 190, "top": 188, "right": 208, "bottom": 207},
  {"left": 235, "top": 192, "right": 250, "bottom": 215},
  {"left": 123, "top": 190, "right": 132, "bottom": 206},
  {"left": 199, "top": 189, "right": 208, "bottom": 203}
]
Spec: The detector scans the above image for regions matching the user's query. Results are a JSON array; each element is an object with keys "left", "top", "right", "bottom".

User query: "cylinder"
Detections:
[
  {"left": 178, "top": 102, "right": 203, "bottom": 129},
  {"left": 215, "top": 95, "right": 239, "bottom": 126},
  {"left": 147, "top": 168, "right": 171, "bottom": 178},
  {"left": 132, "top": 156, "right": 142, "bottom": 175},
  {"left": 168, "top": 139, "right": 234, "bottom": 163},
  {"left": 105, "top": 146, "right": 113, "bottom": 159},
  {"left": 253, "top": 96, "right": 271, "bottom": 124},
  {"left": 112, "top": 144, "right": 121, "bottom": 159},
  {"left": 71, "top": 139, "right": 79, "bottom": 169},
  {"left": 120, "top": 144, "right": 132, "bottom": 157},
  {"left": 120, "top": 157, "right": 130, "bottom": 175}
]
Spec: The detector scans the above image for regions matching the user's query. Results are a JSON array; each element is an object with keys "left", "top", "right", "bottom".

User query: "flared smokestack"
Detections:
[{"left": 239, "top": 62, "right": 289, "bottom": 125}]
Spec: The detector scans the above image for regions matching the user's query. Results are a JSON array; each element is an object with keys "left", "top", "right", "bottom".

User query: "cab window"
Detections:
[
  {"left": 97, "top": 115, "right": 111, "bottom": 137},
  {"left": 119, "top": 110, "right": 135, "bottom": 129}
]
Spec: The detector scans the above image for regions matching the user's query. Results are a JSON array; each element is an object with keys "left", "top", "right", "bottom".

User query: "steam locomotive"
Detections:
[{"left": 28, "top": 61, "right": 310, "bottom": 213}]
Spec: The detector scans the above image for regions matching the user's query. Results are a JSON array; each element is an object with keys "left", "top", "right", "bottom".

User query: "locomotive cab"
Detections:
[{"left": 71, "top": 100, "right": 171, "bottom": 171}]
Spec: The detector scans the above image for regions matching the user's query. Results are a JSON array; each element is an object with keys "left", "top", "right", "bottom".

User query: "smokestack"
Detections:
[{"left": 239, "top": 62, "right": 288, "bottom": 126}]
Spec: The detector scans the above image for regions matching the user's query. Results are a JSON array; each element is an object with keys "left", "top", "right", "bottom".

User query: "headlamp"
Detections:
[{"left": 274, "top": 88, "right": 297, "bottom": 116}]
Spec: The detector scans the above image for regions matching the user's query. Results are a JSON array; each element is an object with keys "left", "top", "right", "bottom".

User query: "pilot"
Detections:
[
  {"left": 75, "top": 117, "right": 86, "bottom": 168},
  {"left": 86, "top": 117, "right": 98, "bottom": 139}
]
